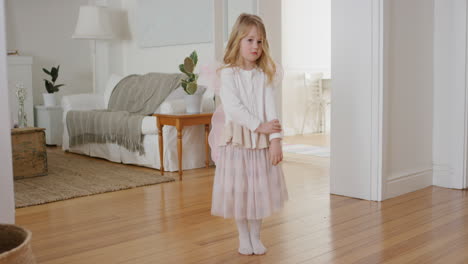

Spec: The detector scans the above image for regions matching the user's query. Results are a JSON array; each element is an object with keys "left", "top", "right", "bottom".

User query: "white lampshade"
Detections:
[{"left": 72, "top": 5, "right": 113, "bottom": 40}]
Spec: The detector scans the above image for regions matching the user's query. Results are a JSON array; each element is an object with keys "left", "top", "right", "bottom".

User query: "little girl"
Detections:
[{"left": 210, "top": 13, "right": 288, "bottom": 255}]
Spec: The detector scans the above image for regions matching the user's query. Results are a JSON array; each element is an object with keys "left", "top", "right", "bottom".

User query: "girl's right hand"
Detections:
[{"left": 255, "top": 119, "right": 282, "bottom": 134}]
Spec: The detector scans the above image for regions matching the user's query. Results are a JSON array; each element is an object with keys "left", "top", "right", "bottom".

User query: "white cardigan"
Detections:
[{"left": 220, "top": 67, "right": 282, "bottom": 148}]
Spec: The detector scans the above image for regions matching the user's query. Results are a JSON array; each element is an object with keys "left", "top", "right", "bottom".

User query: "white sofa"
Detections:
[{"left": 61, "top": 74, "right": 215, "bottom": 172}]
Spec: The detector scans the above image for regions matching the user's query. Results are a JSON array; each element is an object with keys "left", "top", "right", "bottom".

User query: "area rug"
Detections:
[
  {"left": 14, "top": 151, "right": 174, "bottom": 208},
  {"left": 282, "top": 144, "right": 330, "bottom": 157}
]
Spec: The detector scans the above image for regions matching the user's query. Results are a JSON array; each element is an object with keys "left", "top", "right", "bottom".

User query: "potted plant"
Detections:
[
  {"left": 179, "top": 50, "right": 206, "bottom": 113},
  {"left": 42, "top": 65, "right": 65, "bottom": 107}
]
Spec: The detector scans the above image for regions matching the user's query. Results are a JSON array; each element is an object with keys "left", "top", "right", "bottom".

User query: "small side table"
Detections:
[
  {"left": 34, "top": 105, "right": 63, "bottom": 145},
  {"left": 153, "top": 112, "right": 213, "bottom": 180}
]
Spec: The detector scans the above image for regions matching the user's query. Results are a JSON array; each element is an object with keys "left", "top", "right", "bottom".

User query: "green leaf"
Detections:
[
  {"left": 181, "top": 82, "right": 187, "bottom": 89},
  {"left": 54, "top": 84, "right": 64, "bottom": 92},
  {"left": 179, "top": 64, "right": 188, "bottom": 75},
  {"left": 190, "top": 50, "right": 198, "bottom": 66},
  {"left": 43, "top": 79, "right": 48, "bottom": 92},
  {"left": 44, "top": 80, "right": 54, "bottom": 93},
  {"left": 186, "top": 82, "right": 197, "bottom": 95},
  {"left": 51, "top": 67, "right": 58, "bottom": 82},
  {"left": 184, "top": 57, "right": 194, "bottom": 73},
  {"left": 188, "top": 73, "right": 197, "bottom": 82},
  {"left": 42, "top": 68, "right": 51, "bottom": 76}
]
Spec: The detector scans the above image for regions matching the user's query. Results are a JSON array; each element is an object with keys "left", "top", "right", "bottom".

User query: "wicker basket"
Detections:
[{"left": 0, "top": 224, "right": 36, "bottom": 264}]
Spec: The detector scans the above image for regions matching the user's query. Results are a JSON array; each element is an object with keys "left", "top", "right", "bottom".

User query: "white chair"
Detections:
[{"left": 301, "top": 72, "right": 325, "bottom": 134}]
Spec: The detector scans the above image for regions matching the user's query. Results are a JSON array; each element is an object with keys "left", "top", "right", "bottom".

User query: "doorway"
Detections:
[{"left": 281, "top": 0, "right": 331, "bottom": 166}]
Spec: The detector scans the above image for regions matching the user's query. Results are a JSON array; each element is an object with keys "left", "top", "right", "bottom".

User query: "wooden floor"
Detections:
[
  {"left": 283, "top": 133, "right": 330, "bottom": 147},
  {"left": 15, "top": 134, "right": 468, "bottom": 264}
]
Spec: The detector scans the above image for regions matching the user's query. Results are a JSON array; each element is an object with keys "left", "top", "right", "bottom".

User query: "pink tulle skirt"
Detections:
[{"left": 211, "top": 144, "right": 289, "bottom": 220}]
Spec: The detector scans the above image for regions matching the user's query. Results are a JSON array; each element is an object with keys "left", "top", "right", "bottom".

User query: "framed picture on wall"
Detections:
[{"left": 136, "top": 0, "right": 213, "bottom": 48}]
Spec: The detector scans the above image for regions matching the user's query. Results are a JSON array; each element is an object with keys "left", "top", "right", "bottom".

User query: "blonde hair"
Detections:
[{"left": 221, "top": 13, "right": 276, "bottom": 84}]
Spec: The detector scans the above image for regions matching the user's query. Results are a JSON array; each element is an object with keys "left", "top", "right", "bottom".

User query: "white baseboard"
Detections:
[
  {"left": 385, "top": 169, "right": 433, "bottom": 200},
  {"left": 433, "top": 163, "right": 465, "bottom": 189}
]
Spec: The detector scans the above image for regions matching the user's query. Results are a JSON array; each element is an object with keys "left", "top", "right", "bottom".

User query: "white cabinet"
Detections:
[
  {"left": 34, "top": 105, "right": 63, "bottom": 145},
  {"left": 7, "top": 56, "right": 33, "bottom": 127}
]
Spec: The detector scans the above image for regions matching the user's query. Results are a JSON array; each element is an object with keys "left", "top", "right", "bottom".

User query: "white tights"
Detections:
[{"left": 235, "top": 219, "right": 267, "bottom": 255}]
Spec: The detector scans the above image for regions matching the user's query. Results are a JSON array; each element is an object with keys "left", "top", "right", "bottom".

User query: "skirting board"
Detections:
[
  {"left": 432, "top": 163, "right": 458, "bottom": 189},
  {"left": 385, "top": 169, "right": 433, "bottom": 200}
]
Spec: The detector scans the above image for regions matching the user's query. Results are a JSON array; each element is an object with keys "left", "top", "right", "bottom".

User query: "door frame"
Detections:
[
  {"left": 0, "top": 0, "right": 16, "bottom": 224},
  {"left": 330, "top": 0, "right": 384, "bottom": 201}
]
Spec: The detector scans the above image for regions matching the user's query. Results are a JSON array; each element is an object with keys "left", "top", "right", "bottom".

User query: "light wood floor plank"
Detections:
[{"left": 14, "top": 134, "right": 468, "bottom": 263}]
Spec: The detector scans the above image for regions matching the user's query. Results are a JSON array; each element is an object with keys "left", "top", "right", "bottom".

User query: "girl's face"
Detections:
[{"left": 239, "top": 26, "right": 263, "bottom": 67}]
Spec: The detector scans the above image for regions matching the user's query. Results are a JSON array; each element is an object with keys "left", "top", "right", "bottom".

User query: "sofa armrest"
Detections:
[{"left": 155, "top": 97, "right": 215, "bottom": 114}]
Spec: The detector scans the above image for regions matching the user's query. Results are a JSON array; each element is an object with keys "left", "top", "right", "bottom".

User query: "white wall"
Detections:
[
  {"left": 214, "top": 0, "right": 224, "bottom": 61},
  {"left": 93, "top": 0, "right": 125, "bottom": 94},
  {"left": 107, "top": 0, "right": 282, "bottom": 102},
  {"left": 116, "top": 0, "right": 282, "bottom": 76},
  {"left": 258, "top": 0, "right": 282, "bottom": 66},
  {"left": 106, "top": 0, "right": 125, "bottom": 77},
  {"left": 383, "top": 0, "right": 434, "bottom": 199},
  {"left": 5, "top": 0, "right": 93, "bottom": 106},
  {"left": 0, "top": 0, "right": 15, "bottom": 224},
  {"left": 259, "top": 0, "right": 282, "bottom": 119},
  {"left": 214, "top": 0, "right": 282, "bottom": 66},
  {"left": 282, "top": 0, "right": 331, "bottom": 77},
  {"left": 224, "top": 0, "right": 258, "bottom": 43},
  {"left": 433, "top": 0, "right": 467, "bottom": 189},
  {"left": 116, "top": 0, "right": 215, "bottom": 76}
]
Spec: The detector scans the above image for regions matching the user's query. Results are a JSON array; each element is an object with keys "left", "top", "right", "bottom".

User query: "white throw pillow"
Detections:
[{"left": 103, "top": 74, "right": 124, "bottom": 107}]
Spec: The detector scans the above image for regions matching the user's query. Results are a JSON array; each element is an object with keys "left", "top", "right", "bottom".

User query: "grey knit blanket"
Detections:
[{"left": 66, "top": 72, "right": 183, "bottom": 154}]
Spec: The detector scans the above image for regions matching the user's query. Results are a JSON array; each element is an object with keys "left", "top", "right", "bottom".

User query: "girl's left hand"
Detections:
[{"left": 269, "top": 139, "right": 283, "bottom": 166}]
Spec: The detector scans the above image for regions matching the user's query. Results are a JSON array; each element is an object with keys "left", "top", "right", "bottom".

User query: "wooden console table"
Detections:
[{"left": 153, "top": 112, "right": 213, "bottom": 180}]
